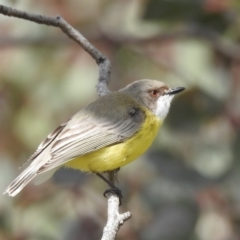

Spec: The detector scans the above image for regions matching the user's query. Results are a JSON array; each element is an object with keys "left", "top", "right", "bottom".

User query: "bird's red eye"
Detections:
[{"left": 149, "top": 89, "right": 160, "bottom": 97}]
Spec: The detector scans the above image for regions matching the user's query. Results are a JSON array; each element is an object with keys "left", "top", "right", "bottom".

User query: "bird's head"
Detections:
[{"left": 121, "top": 79, "right": 185, "bottom": 120}]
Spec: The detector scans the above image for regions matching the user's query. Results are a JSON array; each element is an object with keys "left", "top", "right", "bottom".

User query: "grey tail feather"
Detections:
[{"left": 3, "top": 165, "right": 38, "bottom": 197}]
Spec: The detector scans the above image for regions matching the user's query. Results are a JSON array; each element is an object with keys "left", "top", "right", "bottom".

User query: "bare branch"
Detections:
[
  {"left": 0, "top": 4, "right": 111, "bottom": 96},
  {"left": 102, "top": 195, "right": 132, "bottom": 240},
  {"left": 101, "top": 171, "right": 132, "bottom": 240}
]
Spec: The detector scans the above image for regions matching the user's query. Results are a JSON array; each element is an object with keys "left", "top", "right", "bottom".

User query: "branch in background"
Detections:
[
  {"left": 101, "top": 26, "right": 240, "bottom": 61},
  {"left": 1, "top": 26, "right": 240, "bottom": 62},
  {"left": 0, "top": 4, "right": 129, "bottom": 239},
  {"left": 148, "top": 26, "right": 240, "bottom": 61},
  {"left": 0, "top": 36, "right": 70, "bottom": 46}
]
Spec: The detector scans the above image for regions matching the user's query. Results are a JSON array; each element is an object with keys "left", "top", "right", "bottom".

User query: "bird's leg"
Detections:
[
  {"left": 95, "top": 169, "right": 123, "bottom": 204},
  {"left": 95, "top": 172, "right": 117, "bottom": 189},
  {"left": 104, "top": 169, "right": 123, "bottom": 205}
]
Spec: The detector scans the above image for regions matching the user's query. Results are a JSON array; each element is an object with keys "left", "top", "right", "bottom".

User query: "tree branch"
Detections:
[
  {"left": 102, "top": 195, "right": 132, "bottom": 240},
  {"left": 0, "top": 4, "right": 128, "bottom": 239},
  {"left": 0, "top": 4, "right": 110, "bottom": 96},
  {"left": 101, "top": 171, "right": 132, "bottom": 240}
]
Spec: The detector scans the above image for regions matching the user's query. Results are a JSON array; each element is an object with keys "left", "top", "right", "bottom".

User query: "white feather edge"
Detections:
[{"left": 3, "top": 145, "right": 52, "bottom": 197}]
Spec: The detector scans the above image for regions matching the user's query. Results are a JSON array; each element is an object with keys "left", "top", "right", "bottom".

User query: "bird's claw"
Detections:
[{"left": 103, "top": 187, "right": 123, "bottom": 205}]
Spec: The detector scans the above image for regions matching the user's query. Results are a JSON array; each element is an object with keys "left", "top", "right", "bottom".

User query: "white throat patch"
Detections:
[{"left": 154, "top": 95, "right": 174, "bottom": 120}]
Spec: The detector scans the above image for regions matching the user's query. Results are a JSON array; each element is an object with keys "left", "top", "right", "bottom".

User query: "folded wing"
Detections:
[{"left": 4, "top": 93, "right": 145, "bottom": 196}]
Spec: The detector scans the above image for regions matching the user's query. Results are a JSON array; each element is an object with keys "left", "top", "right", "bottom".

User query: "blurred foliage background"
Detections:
[{"left": 0, "top": 0, "right": 240, "bottom": 239}]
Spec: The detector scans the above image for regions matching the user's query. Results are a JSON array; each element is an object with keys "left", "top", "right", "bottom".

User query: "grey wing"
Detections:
[
  {"left": 38, "top": 104, "right": 145, "bottom": 173},
  {"left": 22, "top": 121, "right": 68, "bottom": 166}
]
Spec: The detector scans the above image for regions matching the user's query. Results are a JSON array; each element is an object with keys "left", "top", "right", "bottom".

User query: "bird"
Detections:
[{"left": 4, "top": 79, "right": 185, "bottom": 197}]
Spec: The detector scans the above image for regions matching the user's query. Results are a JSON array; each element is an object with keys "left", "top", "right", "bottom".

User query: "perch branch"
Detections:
[
  {"left": 0, "top": 4, "right": 128, "bottom": 239},
  {"left": 101, "top": 171, "right": 132, "bottom": 240},
  {"left": 102, "top": 195, "right": 132, "bottom": 240}
]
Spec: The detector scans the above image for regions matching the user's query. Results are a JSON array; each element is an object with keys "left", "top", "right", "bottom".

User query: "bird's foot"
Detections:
[
  {"left": 103, "top": 187, "right": 123, "bottom": 205},
  {"left": 95, "top": 171, "right": 123, "bottom": 205}
]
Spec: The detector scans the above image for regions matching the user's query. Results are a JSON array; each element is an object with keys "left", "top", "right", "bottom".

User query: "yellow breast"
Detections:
[{"left": 65, "top": 110, "right": 162, "bottom": 172}]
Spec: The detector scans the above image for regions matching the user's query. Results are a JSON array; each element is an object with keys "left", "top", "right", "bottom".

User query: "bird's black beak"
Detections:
[{"left": 166, "top": 87, "right": 185, "bottom": 95}]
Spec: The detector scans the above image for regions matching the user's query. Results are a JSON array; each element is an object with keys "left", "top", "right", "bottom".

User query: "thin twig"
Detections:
[
  {"left": 0, "top": 4, "right": 128, "bottom": 240},
  {"left": 0, "top": 4, "right": 110, "bottom": 96}
]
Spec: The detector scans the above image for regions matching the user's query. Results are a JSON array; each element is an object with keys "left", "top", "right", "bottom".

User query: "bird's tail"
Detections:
[
  {"left": 3, "top": 148, "right": 53, "bottom": 197},
  {"left": 3, "top": 164, "right": 38, "bottom": 197}
]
